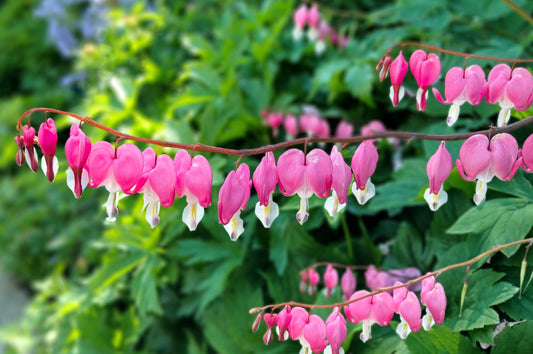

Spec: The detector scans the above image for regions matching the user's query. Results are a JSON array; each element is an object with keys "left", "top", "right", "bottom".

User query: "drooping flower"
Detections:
[
  {"left": 133, "top": 149, "right": 177, "bottom": 228},
  {"left": 326, "top": 307, "right": 347, "bottom": 354},
  {"left": 65, "top": 123, "right": 91, "bottom": 199},
  {"left": 424, "top": 141, "right": 452, "bottom": 211},
  {"left": 324, "top": 146, "right": 352, "bottom": 217},
  {"left": 278, "top": 148, "right": 332, "bottom": 224},
  {"left": 324, "top": 264, "right": 339, "bottom": 298},
  {"left": 521, "top": 133, "right": 533, "bottom": 172},
  {"left": 308, "top": 268, "right": 320, "bottom": 296},
  {"left": 389, "top": 51, "right": 409, "bottom": 107},
  {"left": 300, "top": 114, "right": 330, "bottom": 138},
  {"left": 276, "top": 305, "right": 292, "bottom": 341},
  {"left": 334, "top": 121, "right": 354, "bottom": 139},
  {"left": 340, "top": 267, "right": 356, "bottom": 300},
  {"left": 14, "top": 135, "right": 26, "bottom": 167},
  {"left": 351, "top": 141, "right": 378, "bottom": 205},
  {"left": 409, "top": 50, "right": 441, "bottom": 111},
  {"left": 292, "top": 4, "right": 308, "bottom": 40},
  {"left": 284, "top": 114, "right": 299, "bottom": 138},
  {"left": 379, "top": 55, "right": 392, "bottom": 82},
  {"left": 392, "top": 282, "right": 422, "bottom": 339},
  {"left": 344, "top": 290, "right": 394, "bottom": 343},
  {"left": 252, "top": 151, "right": 279, "bottom": 228},
  {"left": 87, "top": 141, "right": 143, "bottom": 221},
  {"left": 218, "top": 163, "right": 252, "bottom": 241},
  {"left": 360, "top": 120, "right": 386, "bottom": 144},
  {"left": 432, "top": 65, "right": 486, "bottom": 126},
  {"left": 485, "top": 64, "right": 533, "bottom": 127},
  {"left": 265, "top": 112, "right": 284, "bottom": 137},
  {"left": 263, "top": 313, "right": 278, "bottom": 346},
  {"left": 37, "top": 118, "right": 59, "bottom": 182},
  {"left": 365, "top": 265, "right": 422, "bottom": 292},
  {"left": 174, "top": 150, "right": 212, "bottom": 231},
  {"left": 288, "top": 307, "right": 310, "bottom": 341},
  {"left": 22, "top": 124, "right": 39, "bottom": 172},
  {"left": 307, "top": 4, "right": 321, "bottom": 41},
  {"left": 420, "top": 276, "right": 447, "bottom": 330},
  {"left": 456, "top": 133, "right": 521, "bottom": 205}
]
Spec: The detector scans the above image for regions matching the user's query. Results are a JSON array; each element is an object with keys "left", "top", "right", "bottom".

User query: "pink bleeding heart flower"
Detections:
[
  {"left": 334, "top": 120, "right": 354, "bottom": 139},
  {"left": 409, "top": 50, "right": 441, "bottom": 111},
  {"left": 351, "top": 141, "right": 378, "bottom": 205},
  {"left": 456, "top": 133, "right": 521, "bottom": 205},
  {"left": 521, "top": 133, "right": 533, "bottom": 172},
  {"left": 265, "top": 112, "right": 283, "bottom": 137},
  {"left": 87, "top": 141, "right": 143, "bottom": 221},
  {"left": 306, "top": 4, "right": 321, "bottom": 41},
  {"left": 302, "top": 314, "right": 328, "bottom": 354},
  {"left": 300, "top": 114, "right": 330, "bottom": 138},
  {"left": 133, "top": 149, "right": 177, "bottom": 228},
  {"left": 218, "top": 163, "right": 252, "bottom": 241},
  {"left": 38, "top": 118, "right": 59, "bottom": 182},
  {"left": 284, "top": 114, "right": 299, "bottom": 138},
  {"left": 344, "top": 290, "right": 394, "bottom": 343},
  {"left": 292, "top": 4, "right": 308, "bottom": 40},
  {"left": 393, "top": 282, "right": 422, "bottom": 339},
  {"left": 365, "top": 265, "right": 422, "bottom": 292},
  {"left": 174, "top": 150, "right": 212, "bottom": 231},
  {"left": 432, "top": 65, "right": 486, "bottom": 126},
  {"left": 22, "top": 124, "right": 39, "bottom": 172},
  {"left": 326, "top": 307, "right": 347, "bottom": 354},
  {"left": 324, "top": 264, "right": 339, "bottom": 298},
  {"left": 315, "top": 21, "right": 330, "bottom": 55},
  {"left": 262, "top": 313, "right": 278, "bottom": 346},
  {"left": 424, "top": 141, "right": 452, "bottom": 211},
  {"left": 485, "top": 64, "right": 533, "bottom": 127},
  {"left": 276, "top": 305, "right": 292, "bottom": 341},
  {"left": 325, "top": 146, "right": 352, "bottom": 217},
  {"left": 14, "top": 135, "right": 26, "bottom": 167},
  {"left": 389, "top": 51, "right": 409, "bottom": 106},
  {"left": 278, "top": 148, "right": 332, "bottom": 224},
  {"left": 300, "top": 270, "right": 308, "bottom": 293},
  {"left": 308, "top": 268, "right": 320, "bottom": 296},
  {"left": 252, "top": 151, "right": 279, "bottom": 228},
  {"left": 420, "top": 276, "right": 447, "bottom": 330},
  {"left": 65, "top": 123, "right": 91, "bottom": 199},
  {"left": 341, "top": 267, "right": 356, "bottom": 300},
  {"left": 288, "top": 307, "right": 310, "bottom": 341}
]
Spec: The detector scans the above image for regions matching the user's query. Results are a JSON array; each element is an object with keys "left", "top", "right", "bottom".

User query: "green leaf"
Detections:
[
  {"left": 131, "top": 255, "right": 163, "bottom": 316},
  {"left": 488, "top": 170, "right": 533, "bottom": 201},
  {"left": 88, "top": 252, "right": 145, "bottom": 293},
  {"left": 344, "top": 62, "right": 376, "bottom": 106},
  {"left": 443, "top": 270, "right": 518, "bottom": 332},
  {"left": 447, "top": 198, "right": 533, "bottom": 257},
  {"left": 405, "top": 324, "right": 480, "bottom": 354},
  {"left": 492, "top": 321, "right": 533, "bottom": 354}
]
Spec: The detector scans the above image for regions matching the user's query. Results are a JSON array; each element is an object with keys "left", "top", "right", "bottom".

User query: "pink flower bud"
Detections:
[
  {"left": 393, "top": 283, "right": 422, "bottom": 339},
  {"left": 521, "top": 133, "right": 533, "bottom": 172},
  {"left": 38, "top": 118, "right": 59, "bottom": 182},
  {"left": 409, "top": 50, "right": 441, "bottom": 111},
  {"left": 218, "top": 163, "right": 252, "bottom": 241},
  {"left": 277, "top": 305, "right": 292, "bottom": 341},
  {"left": 351, "top": 141, "right": 378, "bottom": 205},
  {"left": 253, "top": 152, "right": 279, "bottom": 228},
  {"left": 341, "top": 267, "right": 356, "bottom": 299},
  {"left": 252, "top": 312, "right": 263, "bottom": 333},
  {"left": 283, "top": 114, "right": 298, "bottom": 137},
  {"left": 22, "top": 124, "right": 39, "bottom": 172},
  {"left": 324, "top": 264, "right": 339, "bottom": 298},
  {"left": 389, "top": 51, "right": 409, "bottom": 106},
  {"left": 308, "top": 268, "right": 320, "bottom": 296},
  {"left": 288, "top": 307, "right": 309, "bottom": 340},
  {"left": 326, "top": 307, "right": 347, "bottom": 354},
  {"left": 325, "top": 146, "right": 352, "bottom": 217},
  {"left": 420, "top": 276, "right": 447, "bottom": 330},
  {"left": 293, "top": 4, "right": 308, "bottom": 29},
  {"left": 424, "top": 141, "right": 452, "bottom": 211},
  {"left": 303, "top": 314, "right": 328, "bottom": 353},
  {"left": 65, "top": 124, "right": 91, "bottom": 199},
  {"left": 307, "top": 4, "right": 320, "bottom": 28},
  {"left": 379, "top": 55, "right": 392, "bottom": 82},
  {"left": 14, "top": 135, "right": 25, "bottom": 166}
]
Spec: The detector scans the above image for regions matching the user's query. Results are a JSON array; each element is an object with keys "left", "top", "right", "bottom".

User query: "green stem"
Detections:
[{"left": 341, "top": 213, "right": 353, "bottom": 260}]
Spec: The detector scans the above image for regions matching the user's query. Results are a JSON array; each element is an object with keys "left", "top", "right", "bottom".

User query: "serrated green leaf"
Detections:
[
  {"left": 405, "top": 324, "right": 480, "bottom": 354},
  {"left": 447, "top": 198, "right": 533, "bottom": 257},
  {"left": 492, "top": 321, "right": 533, "bottom": 354},
  {"left": 131, "top": 256, "right": 163, "bottom": 316}
]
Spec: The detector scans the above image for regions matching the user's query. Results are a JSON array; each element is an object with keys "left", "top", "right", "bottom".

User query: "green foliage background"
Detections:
[{"left": 1, "top": 0, "right": 533, "bottom": 353}]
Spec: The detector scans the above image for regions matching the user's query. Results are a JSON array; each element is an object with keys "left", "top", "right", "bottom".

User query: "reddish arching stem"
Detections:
[
  {"left": 382, "top": 42, "right": 533, "bottom": 65},
  {"left": 250, "top": 237, "right": 533, "bottom": 314},
  {"left": 301, "top": 261, "right": 369, "bottom": 271},
  {"left": 16, "top": 107, "right": 533, "bottom": 158}
]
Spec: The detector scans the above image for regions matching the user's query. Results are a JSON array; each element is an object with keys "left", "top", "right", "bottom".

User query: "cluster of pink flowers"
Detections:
[
  {"left": 379, "top": 51, "right": 533, "bottom": 127},
  {"left": 292, "top": 4, "right": 348, "bottom": 55},
  {"left": 256, "top": 263, "right": 447, "bottom": 352},
  {"left": 14, "top": 119, "right": 384, "bottom": 240},
  {"left": 261, "top": 108, "right": 353, "bottom": 140},
  {"left": 426, "top": 132, "right": 530, "bottom": 209}
]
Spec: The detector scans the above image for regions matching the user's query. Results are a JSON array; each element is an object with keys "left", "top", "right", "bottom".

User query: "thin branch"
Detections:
[
  {"left": 16, "top": 107, "right": 533, "bottom": 158},
  {"left": 250, "top": 237, "right": 533, "bottom": 313},
  {"left": 500, "top": 0, "right": 533, "bottom": 28}
]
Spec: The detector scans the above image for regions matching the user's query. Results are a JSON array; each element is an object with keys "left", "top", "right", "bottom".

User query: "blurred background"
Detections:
[{"left": 1, "top": 0, "right": 533, "bottom": 353}]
